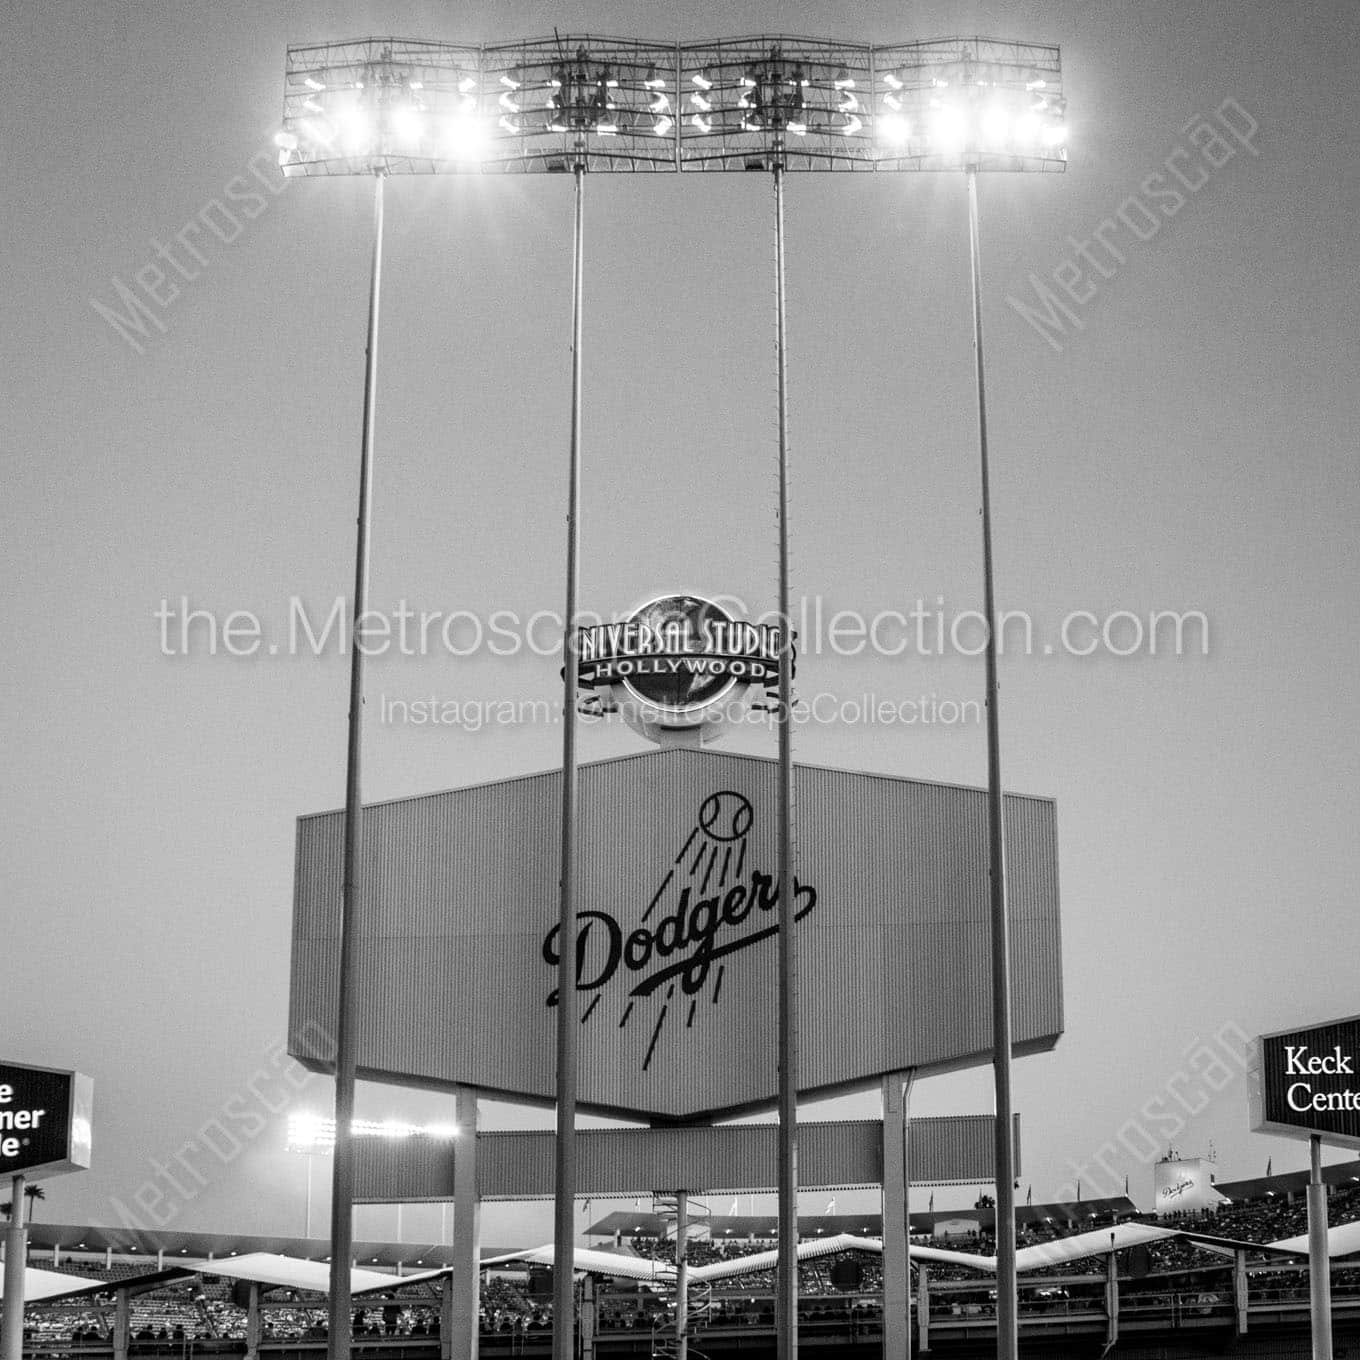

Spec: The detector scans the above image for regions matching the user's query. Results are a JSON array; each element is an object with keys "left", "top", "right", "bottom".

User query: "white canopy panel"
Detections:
[
  {"left": 0, "top": 1267, "right": 129, "bottom": 1303},
  {"left": 1267, "top": 1221, "right": 1360, "bottom": 1258},
  {"left": 186, "top": 1254, "right": 447, "bottom": 1295},
  {"left": 480, "top": 1246, "right": 675, "bottom": 1284}
]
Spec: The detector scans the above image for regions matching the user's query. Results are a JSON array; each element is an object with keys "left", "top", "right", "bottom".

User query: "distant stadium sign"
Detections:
[
  {"left": 1250, "top": 1015, "right": 1360, "bottom": 1149},
  {"left": 0, "top": 1061, "right": 93, "bottom": 1181},
  {"left": 576, "top": 595, "right": 787, "bottom": 743},
  {"left": 577, "top": 595, "right": 783, "bottom": 713}
]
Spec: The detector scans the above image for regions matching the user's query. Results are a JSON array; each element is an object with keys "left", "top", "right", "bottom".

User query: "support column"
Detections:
[
  {"left": 1308, "top": 1134, "right": 1333, "bottom": 1360},
  {"left": 881, "top": 1074, "right": 913, "bottom": 1360},
  {"left": 113, "top": 1288, "right": 130, "bottom": 1360},
  {"left": 1, "top": 1174, "right": 26, "bottom": 1360},
  {"left": 1233, "top": 1250, "right": 1249, "bottom": 1337},
  {"left": 245, "top": 1282, "right": 262, "bottom": 1360},
  {"left": 580, "top": 1275, "right": 596, "bottom": 1360},
  {"left": 916, "top": 1265, "right": 929, "bottom": 1355},
  {"left": 674, "top": 1191, "right": 689, "bottom": 1360},
  {"left": 451, "top": 1087, "right": 481, "bottom": 1360},
  {"left": 1104, "top": 1245, "right": 1118, "bottom": 1350},
  {"left": 439, "top": 1276, "right": 454, "bottom": 1360}
]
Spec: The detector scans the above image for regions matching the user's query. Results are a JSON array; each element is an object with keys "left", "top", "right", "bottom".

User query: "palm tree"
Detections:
[{"left": 1, "top": 1185, "right": 46, "bottom": 1223}]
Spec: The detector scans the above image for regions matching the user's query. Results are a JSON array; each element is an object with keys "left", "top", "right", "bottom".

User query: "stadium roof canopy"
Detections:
[
  {"left": 1261, "top": 1221, "right": 1360, "bottom": 1260},
  {"left": 585, "top": 1202, "right": 1139, "bottom": 1241},
  {"left": 26, "top": 1223, "right": 508, "bottom": 1269},
  {"left": 492, "top": 1220, "right": 1341, "bottom": 1283},
  {"left": 187, "top": 1254, "right": 449, "bottom": 1296},
  {"left": 1216, "top": 1158, "right": 1360, "bottom": 1205},
  {"left": 0, "top": 1266, "right": 190, "bottom": 1303}
]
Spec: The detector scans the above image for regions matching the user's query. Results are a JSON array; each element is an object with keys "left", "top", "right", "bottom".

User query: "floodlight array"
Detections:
[
  {"left": 481, "top": 37, "right": 680, "bottom": 172},
  {"left": 278, "top": 35, "right": 1064, "bottom": 175},
  {"left": 873, "top": 39, "right": 1066, "bottom": 172},
  {"left": 678, "top": 38, "right": 876, "bottom": 170},
  {"left": 279, "top": 38, "right": 486, "bottom": 175}
]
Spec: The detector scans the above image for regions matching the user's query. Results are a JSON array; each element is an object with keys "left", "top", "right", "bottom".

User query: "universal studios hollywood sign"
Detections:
[{"left": 576, "top": 594, "right": 789, "bottom": 737}]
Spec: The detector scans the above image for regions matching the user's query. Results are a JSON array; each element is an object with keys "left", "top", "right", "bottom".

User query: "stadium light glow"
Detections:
[
  {"left": 873, "top": 38, "right": 1065, "bottom": 170},
  {"left": 286, "top": 1111, "right": 460, "bottom": 1154}
]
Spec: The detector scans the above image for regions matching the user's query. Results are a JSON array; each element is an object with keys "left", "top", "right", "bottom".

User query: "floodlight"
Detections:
[
  {"left": 280, "top": 39, "right": 487, "bottom": 176},
  {"left": 391, "top": 105, "right": 425, "bottom": 146},
  {"left": 929, "top": 104, "right": 967, "bottom": 153},
  {"left": 338, "top": 106, "right": 374, "bottom": 155},
  {"left": 981, "top": 105, "right": 1011, "bottom": 145},
  {"left": 872, "top": 37, "right": 1064, "bottom": 171}
]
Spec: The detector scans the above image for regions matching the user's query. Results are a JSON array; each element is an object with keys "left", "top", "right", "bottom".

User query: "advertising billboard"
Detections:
[
  {"left": 1249, "top": 1015, "right": 1360, "bottom": 1149},
  {"left": 0, "top": 1061, "right": 93, "bottom": 1182},
  {"left": 289, "top": 747, "right": 1063, "bottom": 1121},
  {"left": 1153, "top": 1156, "right": 1224, "bottom": 1216}
]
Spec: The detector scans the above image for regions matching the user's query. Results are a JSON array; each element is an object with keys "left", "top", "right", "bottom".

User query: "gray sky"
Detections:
[{"left": 4, "top": 0, "right": 1359, "bottom": 1247}]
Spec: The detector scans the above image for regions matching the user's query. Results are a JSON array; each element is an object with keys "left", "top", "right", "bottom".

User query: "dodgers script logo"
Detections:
[{"left": 541, "top": 790, "right": 817, "bottom": 1070}]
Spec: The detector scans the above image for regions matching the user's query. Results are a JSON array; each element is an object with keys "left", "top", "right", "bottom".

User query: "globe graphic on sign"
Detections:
[{"left": 624, "top": 594, "right": 737, "bottom": 712}]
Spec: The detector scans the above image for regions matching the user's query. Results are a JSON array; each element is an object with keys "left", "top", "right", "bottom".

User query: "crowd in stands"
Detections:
[{"left": 18, "top": 1180, "right": 1360, "bottom": 1350}]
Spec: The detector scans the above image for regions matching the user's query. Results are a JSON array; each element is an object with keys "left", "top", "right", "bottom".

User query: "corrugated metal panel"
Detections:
[
  {"left": 354, "top": 1115, "right": 1015, "bottom": 1202},
  {"left": 908, "top": 1113, "right": 1022, "bottom": 1182},
  {"left": 291, "top": 748, "right": 1062, "bottom": 1120}
]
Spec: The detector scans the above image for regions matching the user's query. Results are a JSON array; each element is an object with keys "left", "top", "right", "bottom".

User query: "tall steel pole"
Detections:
[
  {"left": 551, "top": 147, "right": 586, "bottom": 1360},
  {"left": 772, "top": 158, "right": 800, "bottom": 1360},
  {"left": 674, "top": 1190, "right": 689, "bottom": 1360},
  {"left": 1308, "top": 1134, "right": 1334, "bottom": 1360},
  {"left": 966, "top": 167, "right": 1017, "bottom": 1360},
  {"left": 1, "top": 1175, "right": 27, "bottom": 1360},
  {"left": 328, "top": 167, "right": 386, "bottom": 1360}
]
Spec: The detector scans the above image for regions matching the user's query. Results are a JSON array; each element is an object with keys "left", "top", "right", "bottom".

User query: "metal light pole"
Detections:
[
  {"left": 551, "top": 137, "right": 587, "bottom": 1360},
  {"left": 327, "top": 167, "right": 387, "bottom": 1360},
  {"left": 966, "top": 165, "right": 1018, "bottom": 1360},
  {"left": 772, "top": 154, "right": 800, "bottom": 1360},
  {"left": 1308, "top": 1134, "right": 1334, "bottom": 1360},
  {"left": 1, "top": 1175, "right": 27, "bottom": 1360}
]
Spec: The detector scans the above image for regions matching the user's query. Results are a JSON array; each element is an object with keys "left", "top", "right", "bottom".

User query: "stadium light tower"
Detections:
[
  {"left": 278, "top": 35, "right": 678, "bottom": 1360},
  {"left": 276, "top": 38, "right": 486, "bottom": 1360},
  {"left": 276, "top": 34, "right": 1064, "bottom": 1360},
  {"left": 872, "top": 38, "right": 1067, "bottom": 1360}
]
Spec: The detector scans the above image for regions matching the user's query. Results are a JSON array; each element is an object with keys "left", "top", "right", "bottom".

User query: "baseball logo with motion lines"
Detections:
[{"left": 541, "top": 790, "right": 817, "bottom": 1070}]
